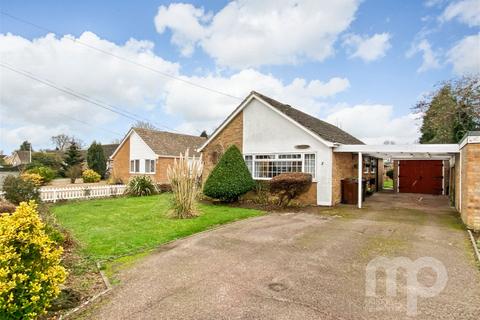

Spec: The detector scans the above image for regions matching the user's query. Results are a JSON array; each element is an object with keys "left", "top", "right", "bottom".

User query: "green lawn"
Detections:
[
  {"left": 52, "top": 194, "right": 263, "bottom": 260},
  {"left": 383, "top": 178, "right": 393, "bottom": 189}
]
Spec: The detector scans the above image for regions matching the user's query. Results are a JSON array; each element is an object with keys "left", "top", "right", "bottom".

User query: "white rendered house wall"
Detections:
[
  {"left": 242, "top": 99, "right": 333, "bottom": 205},
  {"left": 129, "top": 131, "right": 157, "bottom": 173}
]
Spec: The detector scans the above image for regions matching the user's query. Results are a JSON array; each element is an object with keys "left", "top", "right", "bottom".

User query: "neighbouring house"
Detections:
[
  {"left": 198, "top": 91, "right": 478, "bottom": 230},
  {"left": 110, "top": 128, "right": 206, "bottom": 183},
  {"left": 101, "top": 143, "right": 119, "bottom": 174},
  {"left": 4, "top": 150, "right": 31, "bottom": 167}
]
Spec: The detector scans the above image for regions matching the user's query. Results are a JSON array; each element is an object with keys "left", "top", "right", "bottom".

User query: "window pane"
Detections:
[
  {"left": 255, "top": 155, "right": 274, "bottom": 159},
  {"left": 278, "top": 154, "right": 301, "bottom": 159},
  {"left": 145, "top": 159, "right": 150, "bottom": 173},
  {"left": 151, "top": 160, "right": 155, "bottom": 173},
  {"left": 244, "top": 155, "right": 253, "bottom": 174},
  {"left": 305, "top": 154, "right": 315, "bottom": 178},
  {"left": 130, "top": 160, "right": 134, "bottom": 172},
  {"left": 135, "top": 160, "right": 140, "bottom": 173}
]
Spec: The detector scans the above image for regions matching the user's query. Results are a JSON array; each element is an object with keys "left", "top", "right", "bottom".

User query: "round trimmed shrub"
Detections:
[
  {"left": 82, "top": 169, "right": 101, "bottom": 183},
  {"left": 2, "top": 175, "right": 40, "bottom": 205},
  {"left": 21, "top": 173, "right": 44, "bottom": 187},
  {"left": 269, "top": 172, "right": 312, "bottom": 206},
  {"left": 203, "top": 145, "right": 255, "bottom": 201},
  {"left": 0, "top": 201, "right": 67, "bottom": 319},
  {"left": 126, "top": 176, "right": 156, "bottom": 196},
  {"left": 26, "top": 166, "right": 57, "bottom": 183}
]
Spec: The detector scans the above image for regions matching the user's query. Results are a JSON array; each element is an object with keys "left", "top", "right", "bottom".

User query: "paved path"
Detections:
[{"left": 78, "top": 193, "right": 480, "bottom": 320}]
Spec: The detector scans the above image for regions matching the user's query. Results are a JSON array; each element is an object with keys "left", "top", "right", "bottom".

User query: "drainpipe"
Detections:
[{"left": 358, "top": 152, "right": 362, "bottom": 209}]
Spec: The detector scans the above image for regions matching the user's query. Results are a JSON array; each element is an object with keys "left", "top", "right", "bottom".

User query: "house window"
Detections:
[
  {"left": 364, "top": 156, "right": 370, "bottom": 174},
  {"left": 145, "top": 159, "right": 156, "bottom": 173},
  {"left": 304, "top": 154, "right": 316, "bottom": 178},
  {"left": 244, "top": 153, "right": 316, "bottom": 180},
  {"left": 130, "top": 159, "right": 140, "bottom": 173},
  {"left": 244, "top": 155, "right": 253, "bottom": 173},
  {"left": 370, "top": 158, "right": 376, "bottom": 174}
]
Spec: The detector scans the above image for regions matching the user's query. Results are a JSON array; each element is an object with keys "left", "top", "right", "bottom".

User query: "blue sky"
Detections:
[{"left": 0, "top": 0, "right": 479, "bottom": 153}]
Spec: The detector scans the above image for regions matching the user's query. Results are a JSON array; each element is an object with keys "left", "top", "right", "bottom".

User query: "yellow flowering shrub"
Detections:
[
  {"left": 0, "top": 201, "right": 67, "bottom": 319},
  {"left": 20, "top": 173, "right": 44, "bottom": 187},
  {"left": 82, "top": 169, "right": 101, "bottom": 183}
]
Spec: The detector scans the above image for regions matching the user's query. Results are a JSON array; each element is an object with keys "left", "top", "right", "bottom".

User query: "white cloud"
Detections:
[
  {"left": 154, "top": 0, "right": 360, "bottom": 68},
  {"left": 447, "top": 33, "right": 480, "bottom": 74},
  {"left": 325, "top": 104, "right": 421, "bottom": 144},
  {"left": 440, "top": 0, "right": 480, "bottom": 27},
  {"left": 154, "top": 3, "right": 209, "bottom": 56},
  {"left": 0, "top": 32, "right": 350, "bottom": 152},
  {"left": 343, "top": 33, "right": 392, "bottom": 62},
  {"left": 163, "top": 69, "right": 350, "bottom": 132},
  {"left": 406, "top": 39, "right": 441, "bottom": 72}
]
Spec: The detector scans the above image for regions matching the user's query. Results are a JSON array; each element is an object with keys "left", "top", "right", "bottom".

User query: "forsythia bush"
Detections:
[
  {"left": 0, "top": 201, "right": 67, "bottom": 319},
  {"left": 26, "top": 166, "right": 56, "bottom": 184},
  {"left": 82, "top": 169, "right": 101, "bottom": 183},
  {"left": 20, "top": 173, "right": 43, "bottom": 187}
]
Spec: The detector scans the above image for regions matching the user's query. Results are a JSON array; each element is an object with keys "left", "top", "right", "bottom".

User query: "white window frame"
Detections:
[
  {"left": 130, "top": 159, "right": 140, "bottom": 173},
  {"left": 243, "top": 152, "right": 316, "bottom": 181},
  {"left": 144, "top": 159, "right": 156, "bottom": 174}
]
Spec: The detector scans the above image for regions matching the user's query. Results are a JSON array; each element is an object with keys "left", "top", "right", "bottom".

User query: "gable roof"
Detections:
[
  {"left": 112, "top": 128, "right": 206, "bottom": 159},
  {"left": 199, "top": 91, "right": 363, "bottom": 151},
  {"left": 15, "top": 151, "right": 31, "bottom": 164},
  {"left": 101, "top": 144, "right": 119, "bottom": 159},
  {"left": 252, "top": 91, "right": 364, "bottom": 145}
]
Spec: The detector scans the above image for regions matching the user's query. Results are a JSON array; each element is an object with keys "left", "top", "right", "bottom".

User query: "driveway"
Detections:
[{"left": 78, "top": 193, "right": 480, "bottom": 320}]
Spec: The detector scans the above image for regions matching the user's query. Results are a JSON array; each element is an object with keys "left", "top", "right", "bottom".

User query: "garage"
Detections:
[{"left": 397, "top": 160, "right": 443, "bottom": 195}]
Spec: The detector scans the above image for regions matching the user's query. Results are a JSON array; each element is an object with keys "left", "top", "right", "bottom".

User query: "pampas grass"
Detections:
[{"left": 167, "top": 149, "right": 203, "bottom": 218}]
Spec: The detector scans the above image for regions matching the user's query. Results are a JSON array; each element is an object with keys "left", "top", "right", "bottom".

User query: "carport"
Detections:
[{"left": 334, "top": 144, "right": 460, "bottom": 208}]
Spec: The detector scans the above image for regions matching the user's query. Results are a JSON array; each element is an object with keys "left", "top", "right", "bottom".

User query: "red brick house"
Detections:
[
  {"left": 198, "top": 91, "right": 479, "bottom": 230},
  {"left": 110, "top": 127, "right": 206, "bottom": 183}
]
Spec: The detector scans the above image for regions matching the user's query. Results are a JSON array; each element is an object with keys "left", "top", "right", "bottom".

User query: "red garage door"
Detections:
[{"left": 398, "top": 160, "right": 443, "bottom": 195}]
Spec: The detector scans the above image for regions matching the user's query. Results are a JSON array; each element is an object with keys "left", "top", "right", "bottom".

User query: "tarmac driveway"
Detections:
[{"left": 79, "top": 193, "right": 480, "bottom": 320}]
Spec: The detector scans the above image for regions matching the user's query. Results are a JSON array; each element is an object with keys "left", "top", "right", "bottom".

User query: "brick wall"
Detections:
[
  {"left": 202, "top": 111, "right": 243, "bottom": 180},
  {"left": 459, "top": 143, "right": 480, "bottom": 230},
  {"left": 110, "top": 136, "right": 175, "bottom": 184},
  {"left": 332, "top": 153, "right": 356, "bottom": 205},
  {"left": 296, "top": 182, "right": 318, "bottom": 205},
  {"left": 111, "top": 137, "right": 130, "bottom": 183}
]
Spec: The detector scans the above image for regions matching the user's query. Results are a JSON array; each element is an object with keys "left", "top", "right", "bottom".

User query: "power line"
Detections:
[
  {"left": 0, "top": 62, "right": 179, "bottom": 132},
  {"left": 1, "top": 11, "right": 242, "bottom": 101}
]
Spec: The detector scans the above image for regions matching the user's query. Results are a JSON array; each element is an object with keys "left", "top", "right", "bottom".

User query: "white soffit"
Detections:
[{"left": 334, "top": 144, "right": 459, "bottom": 158}]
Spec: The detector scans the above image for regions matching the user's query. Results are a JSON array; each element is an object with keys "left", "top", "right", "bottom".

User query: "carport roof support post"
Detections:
[{"left": 358, "top": 152, "right": 362, "bottom": 209}]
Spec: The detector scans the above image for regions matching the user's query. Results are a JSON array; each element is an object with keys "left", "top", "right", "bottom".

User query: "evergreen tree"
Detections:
[
  {"left": 87, "top": 141, "right": 107, "bottom": 178},
  {"left": 19, "top": 141, "right": 32, "bottom": 151},
  {"left": 63, "top": 142, "right": 83, "bottom": 168},
  {"left": 203, "top": 145, "right": 255, "bottom": 201},
  {"left": 415, "top": 76, "right": 479, "bottom": 144}
]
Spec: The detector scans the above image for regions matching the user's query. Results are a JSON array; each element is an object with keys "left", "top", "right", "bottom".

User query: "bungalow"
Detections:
[
  {"left": 198, "top": 91, "right": 478, "bottom": 230},
  {"left": 4, "top": 150, "right": 31, "bottom": 167},
  {"left": 198, "top": 91, "right": 381, "bottom": 206},
  {"left": 110, "top": 127, "right": 206, "bottom": 183}
]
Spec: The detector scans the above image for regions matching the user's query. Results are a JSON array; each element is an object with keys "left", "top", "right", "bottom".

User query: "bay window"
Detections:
[
  {"left": 244, "top": 153, "right": 316, "bottom": 180},
  {"left": 130, "top": 159, "right": 155, "bottom": 174}
]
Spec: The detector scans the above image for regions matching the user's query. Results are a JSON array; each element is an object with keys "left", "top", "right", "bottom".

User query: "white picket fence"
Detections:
[{"left": 0, "top": 185, "right": 127, "bottom": 203}]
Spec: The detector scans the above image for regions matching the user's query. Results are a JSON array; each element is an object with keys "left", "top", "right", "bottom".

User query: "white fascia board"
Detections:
[
  {"left": 334, "top": 144, "right": 460, "bottom": 154},
  {"left": 197, "top": 95, "right": 254, "bottom": 152},
  {"left": 253, "top": 94, "right": 334, "bottom": 148},
  {"left": 109, "top": 128, "right": 134, "bottom": 160},
  {"left": 459, "top": 135, "right": 480, "bottom": 149},
  {"left": 197, "top": 93, "right": 335, "bottom": 152}
]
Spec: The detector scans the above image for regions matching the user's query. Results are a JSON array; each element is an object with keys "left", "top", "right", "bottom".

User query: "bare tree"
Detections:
[
  {"left": 133, "top": 121, "right": 157, "bottom": 130},
  {"left": 51, "top": 134, "right": 84, "bottom": 150}
]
